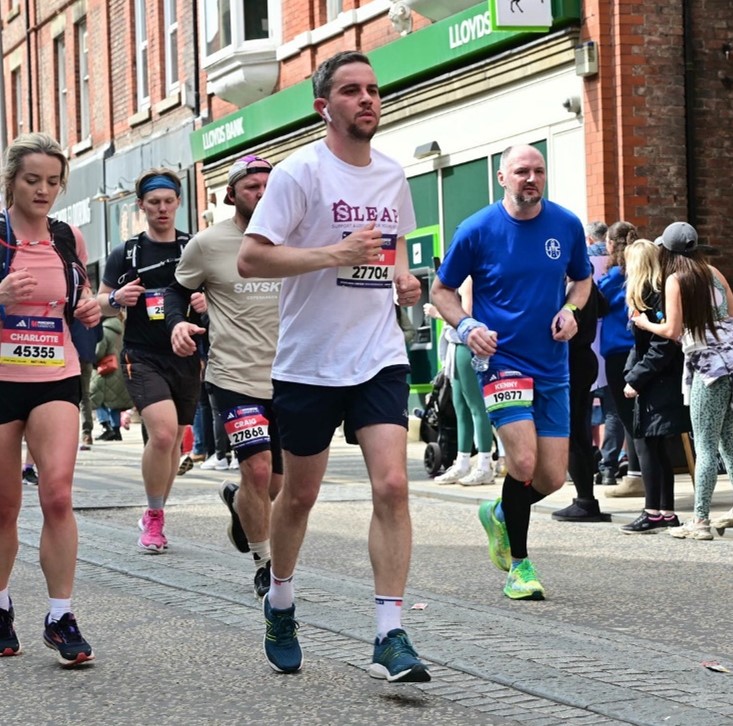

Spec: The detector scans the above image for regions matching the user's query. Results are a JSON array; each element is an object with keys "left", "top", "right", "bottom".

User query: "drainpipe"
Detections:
[
  {"left": 24, "top": 0, "right": 33, "bottom": 130},
  {"left": 682, "top": 0, "right": 696, "bottom": 225}
]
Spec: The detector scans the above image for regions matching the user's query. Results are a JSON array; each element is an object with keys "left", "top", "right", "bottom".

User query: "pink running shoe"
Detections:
[{"left": 138, "top": 509, "right": 166, "bottom": 553}]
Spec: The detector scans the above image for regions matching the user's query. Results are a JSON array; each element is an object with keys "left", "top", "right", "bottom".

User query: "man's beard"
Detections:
[
  {"left": 347, "top": 122, "right": 377, "bottom": 142},
  {"left": 511, "top": 190, "right": 541, "bottom": 209}
]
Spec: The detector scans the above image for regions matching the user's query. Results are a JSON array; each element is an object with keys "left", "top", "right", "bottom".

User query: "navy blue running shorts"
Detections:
[
  {"left": 273, "top": 364, "right": 410, "bottom": 457},
  {"left": 208, "top": 382, "right": 283, "bottom": 475}
]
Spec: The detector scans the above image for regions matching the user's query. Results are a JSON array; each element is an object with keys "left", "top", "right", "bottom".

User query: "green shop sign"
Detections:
[{"left": 190, "top": 0, "right": 579, "bottom": 162}]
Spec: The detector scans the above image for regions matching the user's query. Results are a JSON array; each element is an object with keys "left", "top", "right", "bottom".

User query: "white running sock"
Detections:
[
  {"left": 456, "top": 452, "right": 471, "bottom": 469},
  {"left": 250, "top": 539, "right": 271, "bottom": 573},
  {"left": 478, "top": 452, "right": 492, "bottom": 470},
  {"left": 268, "top": 570, "right": 294, "bottom": 610},
  {"left": 0, "top": 588, "right": 9, "bottom": 611},
  {"left": 375, "top": 595, "right": 403, "bottom": 641},
  {"left": 49, "top": 597, "right": 72, "bottom": 622}
]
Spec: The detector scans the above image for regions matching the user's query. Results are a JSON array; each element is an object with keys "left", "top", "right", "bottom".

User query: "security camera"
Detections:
[{"left": 562, "top": 96, "right": 582, "bottom": 115}]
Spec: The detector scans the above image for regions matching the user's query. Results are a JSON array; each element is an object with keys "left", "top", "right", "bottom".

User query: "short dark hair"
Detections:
[{"left": 312, "top": 50, "right": 371, "bottom": 100}]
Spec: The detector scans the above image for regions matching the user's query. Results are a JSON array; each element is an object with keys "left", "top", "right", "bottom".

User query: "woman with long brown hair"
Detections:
[{"left": 634, "top": 222, "right": 733, "bottom": 539}]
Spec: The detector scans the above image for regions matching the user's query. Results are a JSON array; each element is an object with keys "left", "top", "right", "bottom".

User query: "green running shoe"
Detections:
[
  {"left": 478, "top": 499, "right": 511, "bottom": 572},
  {"left": 503, "top": 559, "right": 545, "bottom": 600}
]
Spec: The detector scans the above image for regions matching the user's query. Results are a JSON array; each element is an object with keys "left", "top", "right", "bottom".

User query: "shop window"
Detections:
[
  {"left": 442, "top": 159, "right": 489, "bottom": 249},
  {"left": 408, "top": 171, "right": 439, "bottom": 230}
]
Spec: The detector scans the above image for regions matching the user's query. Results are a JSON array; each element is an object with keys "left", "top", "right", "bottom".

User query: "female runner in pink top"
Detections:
[{"left": 0, "top": 132, "right": 101, "bottom": 667}]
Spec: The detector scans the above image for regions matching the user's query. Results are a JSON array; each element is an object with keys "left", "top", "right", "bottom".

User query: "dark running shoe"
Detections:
[
  {"left": 368, "top": 628, "right": 431, "bottom": 683},
  {"left": 218, "top": 481, "right": 250, "bottom": 553},
  {"left": 254, "top": 561, "right": 271, "bottom": 599},
  {"left": 0, "top": 600, "right": 21, "bottom": 656},
  {"left": 263, "top": 595, "right": 302, "bottom": 673},
  {"left": 620, "top": 510, "right": 668, "bottom": 535},
  {"left": 22, "top": 467, "right": 39, "bottom": 486},
  {"left": 43, "top": 612, "right": 95, "bottom": 667}
]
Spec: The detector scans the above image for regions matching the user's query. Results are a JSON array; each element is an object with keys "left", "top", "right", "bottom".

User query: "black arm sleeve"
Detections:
[{"left": 164, "top": 280, "right": 195, "bottom": 336}]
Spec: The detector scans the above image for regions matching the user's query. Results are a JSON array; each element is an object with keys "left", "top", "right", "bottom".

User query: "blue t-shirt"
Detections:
[{"left": 438, "top": 200, "right": 591, "bottom": 382}]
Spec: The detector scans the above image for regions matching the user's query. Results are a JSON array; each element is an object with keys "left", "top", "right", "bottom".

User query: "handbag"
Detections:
[{"left": 96, "top": 353, "right": 119, "bottom": 376}]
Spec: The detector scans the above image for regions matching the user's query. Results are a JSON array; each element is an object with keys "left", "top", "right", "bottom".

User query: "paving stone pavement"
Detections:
[{"left": 7, "top": 428, "right": 732, "bottom": 725}]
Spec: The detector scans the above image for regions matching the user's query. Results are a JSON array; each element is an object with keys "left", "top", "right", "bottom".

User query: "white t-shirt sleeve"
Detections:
[{"left": 247, "top": 167, "right": 308, "bottom": 247}]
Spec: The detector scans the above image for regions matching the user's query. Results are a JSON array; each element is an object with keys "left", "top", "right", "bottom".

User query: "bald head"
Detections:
[{"left": 497, "top": 145, "right": 546, "bottom": 219}]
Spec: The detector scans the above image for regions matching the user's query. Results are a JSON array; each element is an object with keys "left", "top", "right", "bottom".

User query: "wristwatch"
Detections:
[{"left": 109, "top": 289, "right": 122, "bottom": 310}]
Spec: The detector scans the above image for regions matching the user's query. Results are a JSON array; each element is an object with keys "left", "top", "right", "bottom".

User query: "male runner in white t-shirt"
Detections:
[{"left": 237, "top": 50, "right": 429, "bottom": 683}]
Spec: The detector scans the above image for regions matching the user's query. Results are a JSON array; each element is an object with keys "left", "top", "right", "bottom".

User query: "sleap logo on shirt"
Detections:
[{"left": 332, "top": 200, "right": 399, "bottom": 225}]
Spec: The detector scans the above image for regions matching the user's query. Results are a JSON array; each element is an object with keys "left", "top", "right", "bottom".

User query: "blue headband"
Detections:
[{"left": 138, "top": 175, "right": 181, "bottom": 198}]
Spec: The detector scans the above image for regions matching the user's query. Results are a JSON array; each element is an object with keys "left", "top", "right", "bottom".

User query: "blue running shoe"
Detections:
[
  {"left": 478, "top": 499, "right": 511, "bottom": 572},
  {"left": 504, "top": 559, "right": 545, "bottom": 601},
  {"left": 263, "top": 595, "right": 302, "bottom": 673},
  {"left": 368, "top": 628, "right": 431, "bottom": 683}
]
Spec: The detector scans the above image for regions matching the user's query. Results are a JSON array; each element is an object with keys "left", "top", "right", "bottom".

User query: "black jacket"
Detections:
[{"left": 624, "top": 288, "right": 690, "bottom": 438}]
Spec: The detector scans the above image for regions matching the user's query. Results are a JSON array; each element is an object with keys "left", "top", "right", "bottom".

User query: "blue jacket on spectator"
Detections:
[{"left": 598, "top": 265, "right": 634, "bottom": 358}]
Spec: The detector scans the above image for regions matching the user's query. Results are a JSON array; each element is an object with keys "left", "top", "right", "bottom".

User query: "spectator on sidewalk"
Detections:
[
  {"left": 90, "top": 313, "right": 133, "bottom": 442},
  {"left": 633, "top": 222, "right": 733, "bottom": 539},
  {"left": 71, "top": 318, "right": 102, "bottom": 450},
  {"left": 237, "top": 50, "right": 429, "bottom": 682},
  {"left": 598, "top": 221, "right": 644, "bottom": 498},
  {"left": 620, "top": 239, "right": 690, "bottom": 534},
  {"left": 424, "top": 278, "right": 496, "bottom": 487}
]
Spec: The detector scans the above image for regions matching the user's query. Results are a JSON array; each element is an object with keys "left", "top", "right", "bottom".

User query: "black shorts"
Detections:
[
  {"left": 273, "top": 365, "right": 410, "bottom": 457},
  {"left": 208, "top": 383, "right": 283, "bottom": 475},
  {"left": 0, "top": 376, "right": 81, "bottom": 425},
  {"left": 121, "top": 347, "right": 201, "bottom": 425}
]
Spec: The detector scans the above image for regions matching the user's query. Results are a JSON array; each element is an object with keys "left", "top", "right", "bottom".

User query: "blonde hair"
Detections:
[
  {"left": 2, "top": 132, "right": 68, "bottom": 207},
  {"left": 624, "top": 239, "right": 661, "bottom": 312}
]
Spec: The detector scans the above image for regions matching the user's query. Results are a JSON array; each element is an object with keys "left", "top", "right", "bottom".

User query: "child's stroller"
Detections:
[{"left": 418, "top": 369, "right": 459, "bottom": 476}]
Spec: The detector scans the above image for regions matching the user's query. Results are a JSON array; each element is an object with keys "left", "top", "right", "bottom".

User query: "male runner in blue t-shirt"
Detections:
[{"left": 431, "top": 144, "right": 592, "bottom": 600}]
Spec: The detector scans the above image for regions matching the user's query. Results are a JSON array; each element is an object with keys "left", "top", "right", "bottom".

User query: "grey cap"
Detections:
[{"left": 660, "top": 221, "right": 698, "bottom": 253}]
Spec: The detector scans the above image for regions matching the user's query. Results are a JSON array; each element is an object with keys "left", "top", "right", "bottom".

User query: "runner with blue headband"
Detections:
[{"left": 97, "top": 166, "right": 204, "bottom": 555}]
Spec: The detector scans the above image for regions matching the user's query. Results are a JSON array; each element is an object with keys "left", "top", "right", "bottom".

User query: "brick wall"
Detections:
[{"left": 582, "top": 0, "right": 733, "bottom": 275}]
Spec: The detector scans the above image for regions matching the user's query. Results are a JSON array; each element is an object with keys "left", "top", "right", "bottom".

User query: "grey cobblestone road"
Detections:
[{"left": 5, "top": 430, "right": 733, "bottom": 725}]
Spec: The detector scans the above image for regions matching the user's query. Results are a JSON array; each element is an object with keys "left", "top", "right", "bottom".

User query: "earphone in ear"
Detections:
[{"left": 323, "top": 107, "right": 333, "bottom": 123}]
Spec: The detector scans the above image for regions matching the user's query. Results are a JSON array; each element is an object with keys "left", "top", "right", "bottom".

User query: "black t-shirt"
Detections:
[{"left": 102, "top": 231, "right": 191, "bottom": 354}]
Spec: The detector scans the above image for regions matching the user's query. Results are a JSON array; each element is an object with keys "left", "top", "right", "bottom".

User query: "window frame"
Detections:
[
  {"left": 201, "top": 0, "right": 280, "bottom": 66},
  {"left": 76, "top": 20, "right": 91, "bottom": 140},
  {"left": 55, "top": 35, "right": 68, "bottom": 147},
  {"left": 134, "top": 0, "right": 150, "bottom": 109},
  {"left": 326, "top": 0, "right": 342, "bottom": 22},
  {"left": 163, "top": 0, "right": 179, "bottom": 95},
  {"left": 11, "top": 67, "right": 22, "bottom": 138}
]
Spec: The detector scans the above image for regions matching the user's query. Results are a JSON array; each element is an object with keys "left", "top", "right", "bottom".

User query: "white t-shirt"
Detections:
[{"left": 247, "top": 140, "right": 416, "bottom": 386}]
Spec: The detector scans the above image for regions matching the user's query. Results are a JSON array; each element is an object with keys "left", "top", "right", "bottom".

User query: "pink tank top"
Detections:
[{"left": 0, "top": 240, "right": 81, "bottom": 382}]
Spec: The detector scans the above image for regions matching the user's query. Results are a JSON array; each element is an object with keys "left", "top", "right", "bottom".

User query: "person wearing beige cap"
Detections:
[
  {"left": 165, "top": 155, "right": 282, "bottom": 598},
  {"left": 634, "top": 222, "right": 733, "bottom": 540}
]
